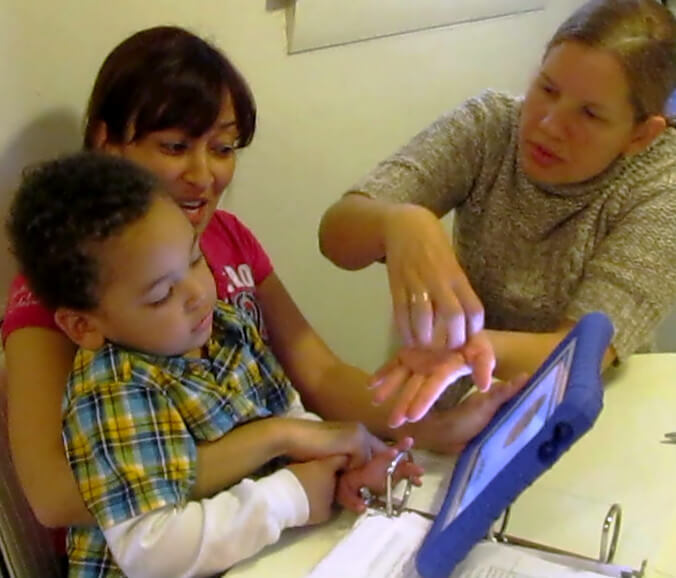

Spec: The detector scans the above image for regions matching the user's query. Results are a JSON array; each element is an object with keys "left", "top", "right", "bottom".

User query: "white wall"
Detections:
[{"left": 3, "top": 0, "right": 673, "bottom": 367}]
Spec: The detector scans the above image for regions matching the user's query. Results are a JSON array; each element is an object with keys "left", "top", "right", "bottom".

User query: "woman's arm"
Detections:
[
  {"left": 319, "top": 194, "right": 394, "bottom": 270},
  {"left": 319, "top": 93, "right": 517, "bottom": 347},
  {"left": 488, "top": 322, "right": 616, "bottom": 381},
  {"left": 256, "top": 272, "right": 403, "bottom": 438},
  {"left": 255, "top": 271, "right": 506, "bottom": 451},
  {"left": 4, "top": 327, "right": 90, "bottom": 527}
]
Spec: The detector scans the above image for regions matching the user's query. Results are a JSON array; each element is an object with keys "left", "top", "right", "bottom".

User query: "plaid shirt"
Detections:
[{"left": 63, "top": 301, "right": 297, "bottom": 577}]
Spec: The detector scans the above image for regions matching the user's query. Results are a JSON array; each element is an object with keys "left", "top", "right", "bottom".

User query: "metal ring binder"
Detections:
[
  {"left": 358, "top": 452, "right": 648, "bottom": 577},
  {"left": 601, "top": 503, "right": 622, "bottom": 564},
  {"left": 489, "top": 505, "right": 646, "bottom": 577},
  {"left": 359, "top": 449, "right": 415, "bottom": 518},
  {"left": 385, "top": 450, "right": 414, "bottom": 517}
]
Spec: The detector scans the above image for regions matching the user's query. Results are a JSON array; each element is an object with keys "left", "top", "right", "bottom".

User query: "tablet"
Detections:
[{"left": 416, "top": 312, "right": 614, "bottom": 578}]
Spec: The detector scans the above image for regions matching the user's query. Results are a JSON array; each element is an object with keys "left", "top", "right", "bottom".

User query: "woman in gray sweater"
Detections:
[{"left": 319, "top": 0, "right": 676, "bottom": 426}]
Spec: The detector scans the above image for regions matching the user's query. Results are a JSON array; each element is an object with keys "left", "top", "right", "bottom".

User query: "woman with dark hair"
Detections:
[{"left": 3, "top": 26, "right": 511, "bottom": 549}]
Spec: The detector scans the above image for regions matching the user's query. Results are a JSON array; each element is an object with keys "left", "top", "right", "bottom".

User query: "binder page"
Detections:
[
  {"left": 309, "top": 527, "right": 620, "bottom": 578},
  {"left": 451, "top": 542, "right": 621, "bottom": 578},
  {"left": 307, "top": 511, "right": 431, "bottom": 578}
]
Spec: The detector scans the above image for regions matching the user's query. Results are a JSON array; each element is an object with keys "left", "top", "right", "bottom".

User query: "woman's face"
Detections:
[
  {"left": 518, "top": 41, "right": 646, "bottom": 185},
  {"left": 104, "top": 94, "right": 239, "bottom": 234}
]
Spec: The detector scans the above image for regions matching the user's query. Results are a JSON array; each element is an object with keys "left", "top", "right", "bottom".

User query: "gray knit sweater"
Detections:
[{"left": 352, "top": 90, "right": 676, "bottom": 360}]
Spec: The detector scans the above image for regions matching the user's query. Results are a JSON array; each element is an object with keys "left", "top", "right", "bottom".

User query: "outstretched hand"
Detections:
[
  {"left": 371, "top": 331, "right": 496, "bottom": 428},
  {"left": 411, "top": 375, "right": 529, "bottom": 454}
]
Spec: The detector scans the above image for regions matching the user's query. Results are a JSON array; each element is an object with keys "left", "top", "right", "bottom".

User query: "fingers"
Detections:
[
  {"left": 345, "top": 425, "right": 390, "bottom": 470},
  {"left": 395, "top": 461, "right": 425, "bottom": 485},
  {"left": 408, "top": 290, "right": 434, "bottom": 345},
  {"left": 324, "top": 454, "right": 349, "bottom": 473},
  {"left": 454, "top": 281, "right": 485, "bottom": 336},
  {"left": 392, "top": 275, "right": 482, "bottom": 350},
  {"left": 368, "top": 433, "right": 391, "bottom": 456},
  {"left": 392, "top": 436, "right": 414, "bottom": 452},
  {"left": 337, "top": 489, "right": 367, "bottom": 514},
  {"left": 432, "top": 289, "right": 466, "bottom": 350},
  {"left": 335, "top": 476, "right": 367, "bottom": 514},
  {"left": 388, "top": 373, "right": 426, "bottom": 428},
  {"left": 407, "top": 283, "right": 484, "bottom": 351},
  {"left": 501, "top": 373, "right": 529, "bottom": 398},
  {"left": 482, "top": 374, "right": 529, "bottom": 410},
  {"left": 469, "top": 347, "right": 496, "bottom": 393},
  {"left": 383, "top": 207, "right": 485, "bottom": 350},
  {"left": 391, "top": 278, "right": 416, "bottom": 347},
  {"left": 370, "top": 356, "right": 400, "bottom": 389},
  {"left": 404, "top": 356, "right": 471, "bottom": 422},
  {"left": 371, "top": 363, "right": 411, "bottom": 405}
]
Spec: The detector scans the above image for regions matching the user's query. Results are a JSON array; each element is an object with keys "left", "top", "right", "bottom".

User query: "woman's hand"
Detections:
[
  {"left": 371, "top": 331, "right": 496, "bottom": 428},
  {"left": 410, "top": 375, "right": 529, "bottom": 454},
  {"left": 283, "top": 419, "right": 388, "bottom": 469},
  {"left": 383, "top": 204, "right": 484, "bottom": 348}
]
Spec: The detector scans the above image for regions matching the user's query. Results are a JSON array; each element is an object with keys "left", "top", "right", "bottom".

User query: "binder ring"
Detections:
[
  {"left": 600, "top": 503, "right": 622, "bottom": 564},
  {"left": 385, "top": 450, "right": 414, "bottom": 517},
  {"left": 489, "top": 506, "right": 512, "bottom": 541},
  {"left": 358, "top": 450, "right": 415, "bottom": 518}
]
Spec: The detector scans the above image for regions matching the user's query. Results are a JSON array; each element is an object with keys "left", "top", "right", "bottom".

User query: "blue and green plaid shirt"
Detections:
[{"left": 63, "top": 301, "right": 297, "bottom": 577}]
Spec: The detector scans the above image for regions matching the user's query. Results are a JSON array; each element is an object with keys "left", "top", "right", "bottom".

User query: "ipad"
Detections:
[{"left": 416, "top": 312, "right": 614, "bottom": 578}]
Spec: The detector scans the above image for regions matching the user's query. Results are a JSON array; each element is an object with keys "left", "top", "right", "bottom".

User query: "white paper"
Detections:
[
  {"left": 306, "top": 511, "right": 431, "bottom": 578},
  {"left": 451, "top": 542, "right": 620, "bottom": 578},
  {"left": 308, "top": 517, "right": 618, "bottom": 578}
]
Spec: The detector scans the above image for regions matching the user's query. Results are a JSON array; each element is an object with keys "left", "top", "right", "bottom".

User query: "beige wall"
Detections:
[{"left": 3, "top": 0, "right": 673, "bottom": 365}]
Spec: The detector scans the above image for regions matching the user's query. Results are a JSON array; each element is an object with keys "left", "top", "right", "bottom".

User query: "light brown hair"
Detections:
[{"left": 547, "top": 0, "right": 676, "bottom": 121}]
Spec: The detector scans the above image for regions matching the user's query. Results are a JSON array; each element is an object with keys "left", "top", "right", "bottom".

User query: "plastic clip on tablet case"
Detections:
[{"left": 416, "top": 312, "right": 614, "bottom": 578}]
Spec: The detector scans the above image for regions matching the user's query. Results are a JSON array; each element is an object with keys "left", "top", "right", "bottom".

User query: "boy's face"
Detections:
[{"left": 82, "top": 194, "right": 217, "bottom": 356}]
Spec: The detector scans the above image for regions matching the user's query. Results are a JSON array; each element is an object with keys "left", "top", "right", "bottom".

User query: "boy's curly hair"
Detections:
[{"left": 7, "top": 152, "right": 160, "bottom": 310}]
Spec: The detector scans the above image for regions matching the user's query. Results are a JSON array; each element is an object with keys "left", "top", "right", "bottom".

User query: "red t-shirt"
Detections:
[{"left": 2, "top": 210, "right": 273, "bottom": 344}]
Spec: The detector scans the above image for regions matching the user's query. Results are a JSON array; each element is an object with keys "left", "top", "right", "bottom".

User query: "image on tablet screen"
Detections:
[{"left": 444, "top": 340, "right": 575, "bottom": 524}]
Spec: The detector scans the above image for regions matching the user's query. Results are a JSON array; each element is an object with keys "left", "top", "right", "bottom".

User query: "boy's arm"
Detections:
[
  {"left": 64, "top": 378, "right": 311, "bottom": 577},
  {"left": 190, "top": 393, "right": 321, "bottom": 499},
  {"left": 104, "top": 469, "right": 309, "bottom": 578},
  {"left": 190, "top": 414, "right": 303, "bottom": 498}
]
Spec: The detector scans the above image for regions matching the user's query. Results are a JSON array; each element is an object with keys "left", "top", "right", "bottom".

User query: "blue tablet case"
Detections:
[{"left": 416, "top": 312, "right": 614, "bottom": 578}]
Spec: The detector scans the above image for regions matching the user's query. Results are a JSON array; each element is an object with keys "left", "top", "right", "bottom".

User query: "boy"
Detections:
[{"left": 8, "top": 152, "right": 421, "bottom": 577}]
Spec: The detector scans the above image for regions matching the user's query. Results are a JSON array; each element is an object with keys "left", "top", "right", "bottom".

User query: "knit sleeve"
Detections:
[
  {"left": 348, "top": 89, "right": 518, "bottom": 217},
  {"left": 565, "top": 186, "right": 676, "bottom": 360}
]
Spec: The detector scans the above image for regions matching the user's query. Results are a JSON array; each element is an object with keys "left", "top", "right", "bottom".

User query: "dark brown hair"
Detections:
[
  {"left": 8, "top": 153, "right": 160, "bottom": 310},
  {"left": 547, "top": 0, "right": 676, "bottom": 121},
  {"left": 84, "top": 26, "right": 256, "bottom": 148}
]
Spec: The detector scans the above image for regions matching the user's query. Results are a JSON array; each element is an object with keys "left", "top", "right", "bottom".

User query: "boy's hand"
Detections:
[
  {"left": 284, "top": 420, "right": 388, "bottom": 469},
  {"left": 336, "top": 437, "right": 424, "bottom": 514},
  {"left": 370, "top": 331, "right": 495, "bottom": 427},
  {"left": 287, "top": 455, "right": 348, "bottom": 524}
]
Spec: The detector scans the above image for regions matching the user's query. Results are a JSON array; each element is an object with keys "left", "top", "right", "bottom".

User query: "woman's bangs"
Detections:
[{"left": 134, "top": 72, "right": 225, "bottom": 138}]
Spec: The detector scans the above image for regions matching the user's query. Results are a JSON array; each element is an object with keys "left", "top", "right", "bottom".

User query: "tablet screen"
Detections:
[{"left": 443, "top": 339, "right": 576, "bottom": 525}]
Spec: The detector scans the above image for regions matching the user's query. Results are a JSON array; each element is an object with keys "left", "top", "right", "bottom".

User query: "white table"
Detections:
[{"left": 228, "top": 354, "right": 676, "bottom": 578}]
